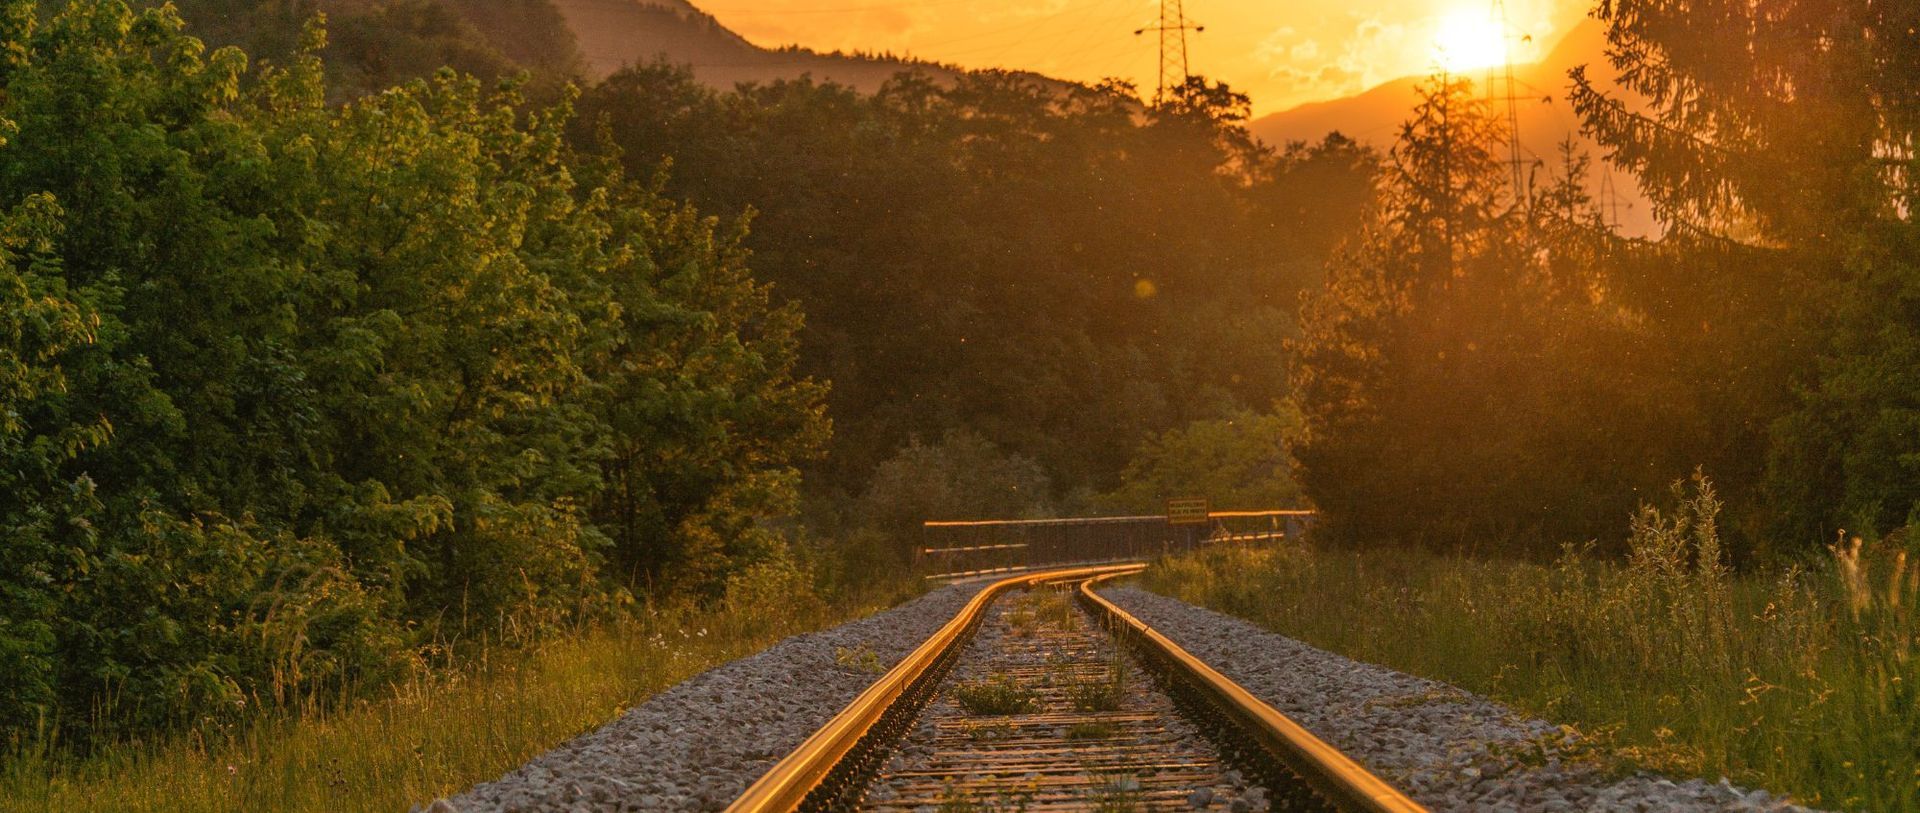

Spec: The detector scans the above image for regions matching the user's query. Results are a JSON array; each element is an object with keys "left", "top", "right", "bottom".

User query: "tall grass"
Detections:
[
  {"left": 0, "top": 560, "right": 923, "bottom": 813},
  {"left": 1142, "top": 476, "right": 1918, "bottom": 811}
]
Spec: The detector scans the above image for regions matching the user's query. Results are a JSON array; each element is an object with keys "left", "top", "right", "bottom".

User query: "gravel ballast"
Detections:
[
  {"left": 865, "top": 588, "right": 1262, "bottom": 809},
  {"left": 433, "top": 578, "right": 1818, "bottom": 813},
  {"left": 1101, "top": 585, "right": 1814, "bottom": 813},
  {"left": 439, "top": 583, "right": 986, "bottom": 813}
]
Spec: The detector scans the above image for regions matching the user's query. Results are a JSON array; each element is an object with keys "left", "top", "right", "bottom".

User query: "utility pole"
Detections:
[{"left": 1135, "top": 0, "right": 1203, "bottom": 104}]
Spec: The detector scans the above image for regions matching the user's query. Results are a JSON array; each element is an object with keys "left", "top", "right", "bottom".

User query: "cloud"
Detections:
[{"left": 1254, "top": 12, "right": 1413, "bottom": 100}]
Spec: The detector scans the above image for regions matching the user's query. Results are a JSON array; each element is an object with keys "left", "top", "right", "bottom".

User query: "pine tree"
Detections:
[
  {"left": 1291, "top": 75, "right": 1518, "bottom": 546},
  {"left": 1292, "top": 76, "right": 1658, "bottom": 550}
]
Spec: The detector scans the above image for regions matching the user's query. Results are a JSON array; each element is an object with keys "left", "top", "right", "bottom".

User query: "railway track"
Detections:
[{"left": 725, "top": 564, "right": 1426, "bottom": 813}]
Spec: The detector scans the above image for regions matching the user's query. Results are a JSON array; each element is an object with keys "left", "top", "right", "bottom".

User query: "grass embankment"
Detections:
[
  {"left": 0, "top": 576, "right": 923, "bottom": 813},
  {"left": 1141, "top": 485, "right": 1917, "bottom": 811}
]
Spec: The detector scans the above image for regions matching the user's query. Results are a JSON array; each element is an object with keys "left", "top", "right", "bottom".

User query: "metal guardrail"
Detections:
[{"left": 918, "top": 509, "right": 1315, "bottom": 579}]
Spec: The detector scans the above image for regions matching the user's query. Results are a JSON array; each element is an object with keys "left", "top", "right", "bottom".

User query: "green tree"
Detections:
[
  {"left": 856, "top": 430, "right": 1052, "bottom": 540},
  {"left": 575, "top": 64, "right": 1375, "bottom": 503},
  {"left": 0, "top": 192, "right": 107, "bottom": 734},
  {"left": 0, "top": 0, "right": 824, "bottom": 744},
  {"left": 1291, "top": 76, "right": 1658, "bottom": 551},
  {"left": 1101, "top": 407, "right": 1304, "bottom": 514},
  {"left": 1571, "top": 0, "right": 1920, "bottom": 548},
  {"left": 1291, "top": 75, "right": 1516, "bottom": 546}
]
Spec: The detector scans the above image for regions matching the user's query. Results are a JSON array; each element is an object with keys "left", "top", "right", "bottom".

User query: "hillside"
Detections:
[
  {"left": 551, "top": 0, "right": 963, "bottom": 91},
  {"left": 1252, "top": 20, "right": 1658, "bottom": 236}
]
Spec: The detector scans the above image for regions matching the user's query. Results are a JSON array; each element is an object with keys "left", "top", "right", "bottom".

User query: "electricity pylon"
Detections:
[
  {"left": 1487, "top": 0, "right": 1530, "bottom": 215},
  {"left": 1135, "top": 0, "right": 1203, "bottom": 104}
]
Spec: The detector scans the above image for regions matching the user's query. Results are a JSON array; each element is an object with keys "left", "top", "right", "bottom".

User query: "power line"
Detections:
[{"left": 987, "top": 0, "right": 1140, "bottom": 77}]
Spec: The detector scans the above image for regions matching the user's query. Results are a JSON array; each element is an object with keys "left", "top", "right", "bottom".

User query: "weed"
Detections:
[
  {"left": 1064, "top": 658, "right": 1128, "bottom": 713},
  {"left": 1033, "top": 589, "right": 1079, "bottom": 630},
  {"left": 1003, "top": 608, "right": 1039, "bottom": 637},
  {"left": 962, "top": 721, "right": 1015, "bottom": 742},
  {"left": 934, "top": 780, "right": 1035, "bottom": 813},
  {"left": 936, "top": 787, "right": 982, "bottom": 813},
  {"left": 834, "top": 644, "right": 885, "bottom": 674},
  {"left": 953, "top": 674, "right": 1040, "bottom": 716},
  {"left": 1087, "top": 774, "right": 1142, "bottom": 812}
]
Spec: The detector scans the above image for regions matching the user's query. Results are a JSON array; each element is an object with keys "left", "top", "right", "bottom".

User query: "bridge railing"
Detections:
[{"left": 917, "top": 509, "right": 1314, "bottom": 580}]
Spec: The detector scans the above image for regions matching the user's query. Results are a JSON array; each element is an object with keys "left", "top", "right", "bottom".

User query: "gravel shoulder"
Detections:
[
  {"left": 1102, "top": 584, "right": 1814, "bottom": 813},
  {"left": 439, "top": 583, "right": 985, "bottom": 813}
]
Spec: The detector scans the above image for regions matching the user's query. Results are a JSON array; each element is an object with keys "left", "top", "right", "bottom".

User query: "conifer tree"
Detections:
[{"left": 1292, "top": 77, "right": 1652, "bottom": 549}]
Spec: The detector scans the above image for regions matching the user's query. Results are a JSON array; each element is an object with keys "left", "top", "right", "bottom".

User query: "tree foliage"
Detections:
[
  {"left": 1294, "top": 0, "right": 1919, "bottom": 558},
  {"left": 1572, "top": 0, "right": 1920, "bottom": 548},
  {"left": 854, "top": 429, "right": 1053, "bottom": 538},
  {"left": 0, "top": 0, "right": 820, "bottom": 743},
  {"left": 1290, "top": 77, "right": 1675, "bottom": 550},
  {"left": 575, "top": 65, "right": 1379, "bottom": 501},
  {"left": 160, "top": 0, "right": 582, "bottom": 100},
  {"left": 1100, "top": 407, "right": 1303, "bottom": 515}
]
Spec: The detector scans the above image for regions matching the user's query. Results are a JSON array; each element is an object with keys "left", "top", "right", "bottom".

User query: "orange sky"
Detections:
[{"left": 697, "top": 0, "right": 1593, "bottom": 116}]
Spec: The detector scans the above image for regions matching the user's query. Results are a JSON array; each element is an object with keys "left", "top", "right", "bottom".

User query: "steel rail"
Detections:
[
  {"left": 1076, "top": 574, "right": 1428, "bottom": 813},
  {"left": 723, "top": 563, "right": 1148, "bottom": 813}
]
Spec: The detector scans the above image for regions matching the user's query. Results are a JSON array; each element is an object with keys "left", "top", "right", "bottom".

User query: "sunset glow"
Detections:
[
  {"left": 1432, "top": 7, "right": 1507, "bottom": 72},
  {"left": 694, "top": 0, "right": 1585, "bottom": 115}
]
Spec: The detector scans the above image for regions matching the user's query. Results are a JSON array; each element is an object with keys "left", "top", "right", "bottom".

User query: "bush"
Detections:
[
  {"left": 857, "top": 430, "right": 1053, "bottom": 537},
  {"left": 717, "top": 549, "right": 827, "bottom": 638}
]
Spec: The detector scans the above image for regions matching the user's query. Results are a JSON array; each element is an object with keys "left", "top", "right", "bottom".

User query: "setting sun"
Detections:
[{"left": 1433, "top": 7, "right": 1508, "bottom": 72}]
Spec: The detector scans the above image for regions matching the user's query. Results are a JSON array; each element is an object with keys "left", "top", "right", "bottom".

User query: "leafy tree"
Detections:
[
  {"left": 1571, "top": 0, "right": 1920, "bottom": 549},
  {"left": 575, "top": 64, "right": 1377, "bottom": 504},
  {"left": 0, "top": 192, "right": 106, "bottom": 735},
  {"left": 855, "top": 430, "right": 1052, "bottom": 540},
  {"left": 584, "top": 172, "right": 830, "bottom": 598},
  {"left": 1100, "top": 407, "right": 1304, "bottom": 514},
  {"left": 0, "top": 0, "right": 823, "bottom": 744}
]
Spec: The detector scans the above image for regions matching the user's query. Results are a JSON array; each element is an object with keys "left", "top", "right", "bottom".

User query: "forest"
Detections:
[
  {"left": 0, "top": 0, "right": 1375, "bottom": 749},
  {"left": 0, "top": 0, "right": 1915, "bottom": 801}
]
